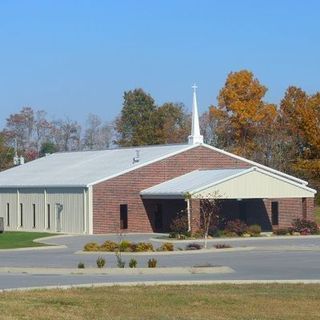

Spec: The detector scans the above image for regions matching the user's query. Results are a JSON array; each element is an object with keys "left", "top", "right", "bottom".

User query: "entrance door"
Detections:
[
  {"left": 154, "top": 204, "right": 163, "bottom": 231},
  {"left": 56, "top": 204, "right": 63, "bottom": 232}
]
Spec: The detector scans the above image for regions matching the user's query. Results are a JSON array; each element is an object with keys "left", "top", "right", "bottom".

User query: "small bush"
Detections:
[
  {"left": 119, "top": 240, "right": 131, "bottom": 252},
  {"left": 115, "top": 252, "right": 125, "bottom": 268},
  {"left": 99, "top": 240, "right": 118, "bottom": 252},
  {"left": 96, "top": 256, "right": 106, "bottom": 268},
  {"left": 77, "top": 262, "right": 85, "bottom": 269},
  {"left": 292, "top": 218, "right": 319, "bottom": 235},
  {"left": 214, "top": 243, "right": 232, "bottom": 249},
  {"left": 223, "top": 231, "right": 238, "bottom": 237},
  {"left": 273, "top": 228, "right": 290, "bottom": 235},
  {"left": 129, "top": 258, "right": 137, "bottom": 268},
  {"left": 170, "top": 213, "right": 188, "bottom": 238},
  {"left": 148, "top": 258, "right": 157, "bottom": 268},
  {"left": 185, "top": 243, "right": 202, "bottom": 250},
  {"left": 83, "top": 242, "right": 100, "bottom": 251},
  {"left": 159, "top": 242, "right": 174, "bottom": 251},
  {"left": 225, "top": 219, "right": 248, "bottom": 236},
  {"left": 247, "top": 224, "right": 261, "bottom": 236},
  {"left": 136, "top": 242, "right": 154, "bottom": 252},
  {"left": 192, "top": 230, "right": 204, "bottom": 239}
]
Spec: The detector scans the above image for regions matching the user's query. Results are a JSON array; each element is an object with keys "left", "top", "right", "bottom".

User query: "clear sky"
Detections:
[{"left": 0, "top": 0, "right": 319, "bottom": 125}]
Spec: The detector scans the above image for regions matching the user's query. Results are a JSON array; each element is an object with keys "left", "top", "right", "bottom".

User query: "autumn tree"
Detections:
[
  {"left": 0, "top": 133, "right": 14, "bottom": 171},
  {"left": 115, "top": 89, "right": 157, "bottom": 146},
  {"left": 209, "top": 70, "right": 278, "bottom": 163},
  {"left": 153, "top": 103, "right": 190, "bottom": 144},
  {"left": 280, "top": 86, "right": 320, "bottom": 193}
]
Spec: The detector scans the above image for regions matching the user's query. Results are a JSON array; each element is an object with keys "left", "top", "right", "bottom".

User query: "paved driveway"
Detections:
[{"left": 0, "top": 234, "right": 320, "bottom": 289}]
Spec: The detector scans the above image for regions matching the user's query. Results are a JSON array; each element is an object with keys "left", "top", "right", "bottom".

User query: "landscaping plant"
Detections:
[
  {"left": 115, "top": 252, "right": 125, "bottom": 268},
  {"left": 169, "top": 211, "right": 189, "bottom": 239},
  {"left": 185, "top": 243, "right": 202, "bottom": 250},
  {"left": 214, "top": 243, "right": 232, "bottom": 249},
  {"left": 96, "top": 256, "right": 106, "bottom": 268},
  {"left": 225, "top": 219, "right": 248, "bottom": 236},
  {"left": 291, "top": 218, "right": 319, "bottom": 235},
  {"left": 159, "top": 242, "right": 174, "bottom": 251},
  {"left": 148, "top": 258, "right": 157, "bottom": 268},
  {"left": 129, "top": 258, "right": 137, "bottom": 268},
  {"left": 247, "top": 224, "right": 261, "bottom": 237},
  {"left": 77, "top": 262, "right": 85, "bottom": 269},
  {"left": 84, "top": 242, "right": 100, "bottom": 251}
]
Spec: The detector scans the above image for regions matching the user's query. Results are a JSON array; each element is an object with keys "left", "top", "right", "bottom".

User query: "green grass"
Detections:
[
  {"left": 315, "top": 206, "right": 320, "bottom": 225},
  {"left": 0, "top": 231, "right": 54, "bottom": 249},
  {"left": 0, "top": 284, "right": 320, "bottom": 319}
]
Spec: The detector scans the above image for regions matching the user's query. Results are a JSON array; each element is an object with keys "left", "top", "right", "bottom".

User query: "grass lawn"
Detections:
[
  {"left": 0, "top": 231, "right": 54, "bottom": 249},
  {"left": 315, "top": 206, "right": 320, "bottom": 225},
  {"left": 0, "top": 284, "right": 319, "bottom": 320}
]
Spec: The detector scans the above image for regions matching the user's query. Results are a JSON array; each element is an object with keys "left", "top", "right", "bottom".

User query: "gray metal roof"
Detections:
[
  {"left": 140, "top": 168, "right": 248, "bottom": 198},
  {"left": 0, "top": 144, "right": 193, "bottom": 188}
]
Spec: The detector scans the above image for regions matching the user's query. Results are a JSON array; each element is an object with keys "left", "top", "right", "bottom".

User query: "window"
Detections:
[
  {"left": 47, "top": 204, "right": 51, "bottom": 229},
  {"left": 239, "top": 201, "right": 247, "bottom": 223},
  {"left": 20, "top": 203, "right": 23, "bottom": 227},
  {"left": 154, "top": 204, "right": 163, "bottom": 230},
  {"left": 120, "top": 204, "right": 128, "bottom": 229},
  {"left": 32, "top": 204, "right": 36, "bottom": 228},
  {"left": 271, "top": 202, "right": 279, "bottom": 225},
  {"left": 6, "top": 203, "right": 9, "bottom": 227},
  {"left": 302, "top": 198, "right": 307, "bottom": 219}
]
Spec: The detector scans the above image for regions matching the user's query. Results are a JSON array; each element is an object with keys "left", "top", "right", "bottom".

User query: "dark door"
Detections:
[{"left": 154, "top": 204, "right": 163, "bottom": 231}]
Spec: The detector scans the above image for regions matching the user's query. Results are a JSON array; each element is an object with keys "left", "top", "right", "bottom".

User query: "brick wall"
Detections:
[{"left": 92, "top": 146, "right": 250, "bottom": 233}]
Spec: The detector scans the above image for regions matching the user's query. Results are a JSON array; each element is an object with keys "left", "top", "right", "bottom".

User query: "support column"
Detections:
[{"left": 190, "top": 198, "right": 201, "bottom": 233}]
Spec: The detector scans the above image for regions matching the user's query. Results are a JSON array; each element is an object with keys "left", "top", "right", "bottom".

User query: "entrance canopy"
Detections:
[{"left": 140, "top": 167, "right": 316, "bottom": 199}]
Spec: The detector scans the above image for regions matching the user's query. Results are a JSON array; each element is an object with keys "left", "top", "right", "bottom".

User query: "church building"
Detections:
[{"left": 0, "top": 87, "right": 316, "bottom": 234}]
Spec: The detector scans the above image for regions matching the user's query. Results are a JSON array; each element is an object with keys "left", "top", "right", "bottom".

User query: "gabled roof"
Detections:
[
  {"left": 0, "top": 142, "right": 308, "bottom": 188},
  {"left": 140, "top": 167, "right": 316, "bottom": 199}
]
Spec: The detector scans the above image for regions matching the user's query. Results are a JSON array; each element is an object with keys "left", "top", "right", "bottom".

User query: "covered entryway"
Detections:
[{"left": 141, "top": 167, "right": 316, "bottom": 232}]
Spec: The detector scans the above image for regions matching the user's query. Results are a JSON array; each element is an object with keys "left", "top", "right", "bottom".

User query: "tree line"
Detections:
[{"left": 0, "top": 70, "right": 319, "bottom": 198}]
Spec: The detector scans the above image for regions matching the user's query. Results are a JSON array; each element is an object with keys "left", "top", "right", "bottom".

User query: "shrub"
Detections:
[
  {"left": 115, "top": 252, "right": 126, "bottom": 268},
  {"left": 291, "top": 218, "right": 319, "bottom": 235},
  {"left": 225, "top": 219, "right": 248, "bottom": 236},
  {"left": 99, "top": 240, "right": 118, "bottom": 252},
  {"left": 192, "top": 230, "right": 204, "bottom": 239},
  {"left": 159, "top": 242, "right": 174, "bottom": 251},
  {"left": 83, "top": 242, "right": 100, "bottom": 251},
  {"left": 170, "top": 213, "right": 188, "bottom": 238},
  {"left": 185, "top": 243, "right": 202, "bottom": 250},
  {"left": 119, "top": 240, "right": 131, "bottom": 252},
  {"left": 77, "top": 262, "right": 85, "bottom": 269},
  {"left": 214, "top": 243, "right": 232, "bottom": 249},
  {"left": 223, "top": 231, "right": 238, "bottom": 237},
  {"left": 273, "top": 228, "right": 290, "bottom": 235},
  {"left": 129, "top": 258, "right": 137, "bottom": 268},
  {"left": 96, "top": 256, "right": 106, "bottom": 268},
  {"left": 148, "top": 258, "right": 157, "bottom": 268},
  {"left": 129, "top": 243, "right": 138, "bottom": 252},
  {"left": 136, "top": 242, "right": 154, "bottom": 252},
  {"left": 247, "top": 224, "right": 261, "bottom": 236}
]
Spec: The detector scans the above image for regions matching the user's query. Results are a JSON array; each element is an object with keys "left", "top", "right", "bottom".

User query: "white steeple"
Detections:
[{"left": 188, "top": 84, "right": 203, "bottom": 145}]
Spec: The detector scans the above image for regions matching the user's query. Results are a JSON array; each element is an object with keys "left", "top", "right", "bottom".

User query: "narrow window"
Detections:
[
  {"left": 32, "top": 204, "right": 36, "bottom": 228},
  {"left": 239, "top": 201, "right": 247, "bottom": 222},
  {"left": 20, "top": 203, "right": 23, "bottom": 227},
  {"left": 302, "top": 198, "right": 307, "bottom": 219},
  {"left": 271, "top": 202, "right": 279, "bottom": 225},
  {"left": 155, "top": 204, "right": 163, "bottom": 230},
  {"left": 120, "top": 204, "right": 128, "bottom": 229},
  {"left": 47, "top": 204, "right": 51, "bottom": 229},
  {"left": 6, "top": 203, "right": 9, "bottom": 227}
]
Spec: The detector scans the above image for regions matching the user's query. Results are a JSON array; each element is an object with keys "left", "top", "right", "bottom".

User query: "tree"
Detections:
[
  {"left": 0, "top": 133, "right": 14, "bottom": 171},
  {"left": 209, "top": 70, "right": 277, "bottom": 162},
  {"left": 153, "top": 103, "right": 190, "bottom": 144},
  {"left": 39, "top": 141, "right": 58, "bottom": 157},
  {"left": 115, "top": 89, "right": 157, "bottom": 146},
  {"left": 82, "top": 114, "right": 112, "bottom": 150}
]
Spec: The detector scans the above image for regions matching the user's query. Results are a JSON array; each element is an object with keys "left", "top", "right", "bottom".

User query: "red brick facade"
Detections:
[{"left": 92, "top": 145, "right": 315, "bottom": 234}]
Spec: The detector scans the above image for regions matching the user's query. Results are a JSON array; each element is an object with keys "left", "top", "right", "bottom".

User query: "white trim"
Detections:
[
  {"left": 87, "top": 186, "right": 93, "bottom": 234},
  {"left": 201, "top": 143, "right": 308, "bottom": 185},
  {"left": 87, "top": 144, "right": 198, "bottom": 187}
]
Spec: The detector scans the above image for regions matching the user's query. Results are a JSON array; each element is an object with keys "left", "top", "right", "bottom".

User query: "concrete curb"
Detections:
[
  {"left": 0, "top": 245, "right": 67, "bottom": 252},
  {"left": 75, "top": 246, "right": 255, "bottom": 255},
  {"left": 151, "top": 234, "right": 320, "bottom": 243},
  {"left": 0, "top": 266, "right": 234, "bottom": 275},
  {"left": 1, "top": 279, "right": 320, "bottom": 292}
]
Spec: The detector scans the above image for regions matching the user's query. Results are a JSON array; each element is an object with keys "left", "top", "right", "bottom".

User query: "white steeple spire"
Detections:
[{"left": 188, "top": 84, "right": 203, "bottom": 145}]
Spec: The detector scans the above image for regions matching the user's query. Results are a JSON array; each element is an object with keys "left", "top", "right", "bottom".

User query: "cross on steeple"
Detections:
[{"left": 188, "top": 83, "right": 204, "bottom": 145}]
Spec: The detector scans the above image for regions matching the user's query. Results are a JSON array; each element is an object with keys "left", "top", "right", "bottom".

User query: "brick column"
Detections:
[
  {"left": 190, "top": 199, "right": 201, "bottom": 233},
  {"left": 306, "top": 197, "right": 315, "bottom": 221}
]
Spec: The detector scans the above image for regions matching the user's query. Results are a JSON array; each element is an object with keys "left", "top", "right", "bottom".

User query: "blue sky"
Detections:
[{"left": 0, "top": 0, "right": 319, "bottom": 125}]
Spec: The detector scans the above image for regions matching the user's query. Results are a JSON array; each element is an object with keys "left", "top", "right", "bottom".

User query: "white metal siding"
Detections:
[
  {"left": 193, "top": 171, "right": 315, "bottom": 199},
  {"left": 0, "top": 187, "right": 87, "bottom": 234}
]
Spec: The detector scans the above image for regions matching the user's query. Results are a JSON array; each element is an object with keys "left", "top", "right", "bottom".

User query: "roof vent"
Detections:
[{"left": 132, "top": 150, "right": 140, "bottom": 164}]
